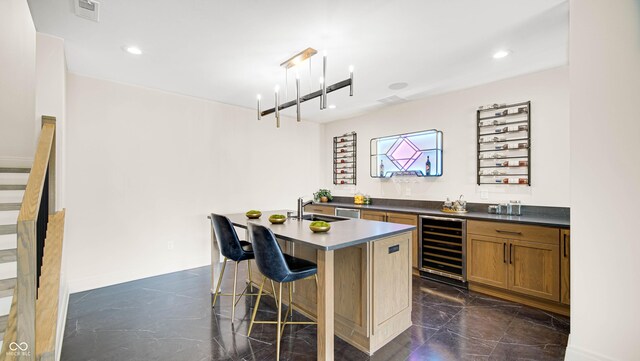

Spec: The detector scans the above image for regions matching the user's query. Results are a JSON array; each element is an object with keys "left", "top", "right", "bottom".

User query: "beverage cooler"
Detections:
[{"left": 419, "top": 215, "right": 467, "bottom": 288}]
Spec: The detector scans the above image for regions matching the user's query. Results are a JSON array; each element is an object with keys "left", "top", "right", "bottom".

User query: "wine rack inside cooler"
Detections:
[{"left": 419, "top": 216, "right": 466, "bottom": 286}]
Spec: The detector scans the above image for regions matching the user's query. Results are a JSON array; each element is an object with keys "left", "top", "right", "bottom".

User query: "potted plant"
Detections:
[{"left": 314, "top": 189, "right": 333, "bottom": 203}]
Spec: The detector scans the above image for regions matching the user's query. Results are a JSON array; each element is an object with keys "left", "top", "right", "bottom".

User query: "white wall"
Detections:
[
  {"left": 323, "top": 66, "right": 570, "bottom": 207},
  {"left": 0, "top": 0, "right": 36, "bottom": 160},
  {"left": 65, "top": 74, "right": 323, "bottom": 292},
  {"left": 566, "top": 1, "right": 640, "bottom": 360},
  {"left": 36, "top": 33, "right": 67, "bottom": 208},
  {"left": 35, "top": 32, "right": 68, "bottom": 361}
]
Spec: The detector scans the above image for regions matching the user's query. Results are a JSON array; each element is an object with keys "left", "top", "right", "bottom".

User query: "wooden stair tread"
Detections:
[
  {"left": 0, "top": 168, "right": 30, "bottom": 174},
  {"left": 0, "top": 203, "right": 20, "bottom": 211},
  {"left": 0, "top": 249, "right": 16, "bottom": 263},
  {"left": 0, "top": 225, "right": 16, "bottom": 236},
  {"left": 0, "top": 185, "right": 26, "bottom": 191},
  {"left": 0, "top": 278, "right": 16, "bottom": 298}
]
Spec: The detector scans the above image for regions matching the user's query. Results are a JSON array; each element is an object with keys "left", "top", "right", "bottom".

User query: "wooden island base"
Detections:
[{"left": 249, "top": 232, "right": 413, "bottom": 355}]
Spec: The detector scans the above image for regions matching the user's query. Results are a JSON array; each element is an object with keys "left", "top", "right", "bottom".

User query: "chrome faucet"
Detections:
[{"left": 297, "top": 197, "right": 313, "bottom": 219}]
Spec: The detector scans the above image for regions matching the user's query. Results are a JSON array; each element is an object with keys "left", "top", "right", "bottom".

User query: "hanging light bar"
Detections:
[
  {"left": 256, "top": 47, "right": 355, "bottom": 127},
  {"left": 322, "top": 51, "right": 327, "bottom": 109},
  {"left": 274, "top": 85, "right": 280, "bottom": 128},
  {"left": 295, "top": 73, "right": 301, "bottom": 122},
  {"left": 257, "top": 94, "right": 261, "bottom": 120}
]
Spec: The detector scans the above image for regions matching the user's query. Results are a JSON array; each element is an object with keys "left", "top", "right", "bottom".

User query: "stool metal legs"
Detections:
[
  {"left": 247, "top": 276, "right": 317, "bottom": 359},
  {"left": 212, "top": 257, "right": 262, "bottom": 323}
]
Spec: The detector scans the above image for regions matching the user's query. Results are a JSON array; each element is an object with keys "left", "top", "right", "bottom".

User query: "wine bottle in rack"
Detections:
[
  {"left": 379, "top": 160, "right": 384, "bottom": 177},
  {"left": 425, "top": 156, "right": 431, "bottom": 175}
]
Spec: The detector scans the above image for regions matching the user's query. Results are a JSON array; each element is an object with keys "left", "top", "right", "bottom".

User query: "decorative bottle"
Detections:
[
  {"left": 379, "top": 160, "right": 384, "bottom": 177},
  {"left": 425, "top": 156, "right": 431, "bottom": 176}
]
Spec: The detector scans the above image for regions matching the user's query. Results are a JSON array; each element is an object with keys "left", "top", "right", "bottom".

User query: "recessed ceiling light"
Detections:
[
  {"left": 388, "top": 82, "right": 408, "bottom": 90},
  {"left": 124, "top": 46, "right": 142, "bottom": 55},
  {"left": 493, "top": 50, "right": 510, "bottom": 59},
  {"left": 328, "top": 104, "right": 337, "bottom": 109}
]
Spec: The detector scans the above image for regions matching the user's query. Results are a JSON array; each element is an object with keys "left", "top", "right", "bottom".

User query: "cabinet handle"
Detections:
[
  {"left": 509, "top": 244, "right": 513, "bottom": 264},
  {"left": 496, "top": 229, "right": 523, "bottom": 236},
  {"left": 563, "top": 233, "right": 567, "bottom": 258},
  {"left": 503, "top": 242, "right": 506, "bottom": 263}
]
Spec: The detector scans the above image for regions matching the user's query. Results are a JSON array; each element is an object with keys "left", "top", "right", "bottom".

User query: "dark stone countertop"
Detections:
[
  {"left": 318, "top": 198, "right": 570, "bottom": 228},
  {"left": 224, "top": 210, "right": 416, "bottom": 251}
]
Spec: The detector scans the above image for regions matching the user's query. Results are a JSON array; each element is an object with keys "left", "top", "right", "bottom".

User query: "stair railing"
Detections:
[{"left": 1, "top": 116, "right": 57, "bottom": 361}]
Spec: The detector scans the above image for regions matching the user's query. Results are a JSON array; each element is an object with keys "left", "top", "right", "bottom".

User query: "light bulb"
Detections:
[
  {"left": 274, "top": 85, "right": 280, "bottom": 93},
  {"left": 493, "top": 50, "right": 510, "bottom": 59},
  {"left": 349, "top": 65, "right": 354, "bottom": 73},
  {"left": 319, "top": 77, "right": 324, "bottom": 84},
  {"left": 125, "top": 46, "right": 142, "bottom": 55},
  {"left": 257, "top": 94, "right": 261, "bottom": 100}
]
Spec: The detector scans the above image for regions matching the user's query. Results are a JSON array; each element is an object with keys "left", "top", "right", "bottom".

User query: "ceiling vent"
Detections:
[
  {"left": 75, "top": 0, "right": 100, "bottom": 22},
  {"left": 377, "top": 95, "right": 408, "bottom": 105}
]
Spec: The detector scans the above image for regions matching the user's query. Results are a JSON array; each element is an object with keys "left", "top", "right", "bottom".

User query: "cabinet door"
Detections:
[
  {"left": 387, "top": 212, "right": 418, "bottom": 269},
  {"left": 508, "top": 239, "right": 560, "bottom": 301},
  {"left": 372, "top": 233, "right": 411, "bottom": 336},
  {"left": 304, "top": 205, "right": 335, "bottom": 216},
  {"left": 561, "top": 230, "right": 570, "bottom": 305},
  {"left": 467, "top": 234, "right": 508, "bottom": 289},
  {"left": 361, "top": 210, "right": 387, "bottom": 222}
]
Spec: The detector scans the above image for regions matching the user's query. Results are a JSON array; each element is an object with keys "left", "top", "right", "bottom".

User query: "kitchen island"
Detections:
[{"left": 222, "top": 210, "right": 416, "bottom": 360}]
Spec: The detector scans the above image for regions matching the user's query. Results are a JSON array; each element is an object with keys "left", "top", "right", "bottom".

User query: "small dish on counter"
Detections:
[
  {"left": 245, "top": 210, "right": 262, "bottom": 219},
  {"left": 269, "top": 214, "right": 287, "bottom": 224},
  {"left": 309, "top": 221, "right": 331, "bottom": 233},
  {"left": 441, "top": 195, "right": 468, "bottom": 214}
]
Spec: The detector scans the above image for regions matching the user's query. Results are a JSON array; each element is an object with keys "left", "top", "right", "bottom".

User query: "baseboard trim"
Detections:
[
  {"left": 68, "top": 258, "right": 210, "bottom": 294},
  {"left": 55, "top": 283, "right": 69, "bottom": 361},
  {"left": 564, "top": 343, "right": 617, "bottom": 361}
]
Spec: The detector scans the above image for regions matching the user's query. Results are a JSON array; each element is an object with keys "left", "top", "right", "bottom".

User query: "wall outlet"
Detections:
[
  {"left": 167, "top": 241, "right": 174, "bottom": 250},
  {"left": 480, "top": 190, "right": 489, "bottom": 199}
]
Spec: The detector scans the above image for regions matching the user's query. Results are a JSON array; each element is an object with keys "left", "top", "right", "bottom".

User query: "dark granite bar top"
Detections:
[
  {"left": 225, "top": 210, "right": 415, "bottom": 251},
  {"left": 318, "top": 197, "right": 570, "bottom": 228}
]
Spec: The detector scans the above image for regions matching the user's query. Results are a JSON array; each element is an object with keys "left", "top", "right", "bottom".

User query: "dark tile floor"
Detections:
[{"left": 61, "top": 266, "right": 570, "bottom": 361}]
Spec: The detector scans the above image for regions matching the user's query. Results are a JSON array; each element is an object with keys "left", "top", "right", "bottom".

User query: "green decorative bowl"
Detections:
[
  {"left": 309, "top": 221, "right": 331, "bottom": 233},
  {"left": 269, "top": 215, "right": 287, "bottom": 224},
  {"left": 245, "top": 210, "right": 262, "bottom": 219}
]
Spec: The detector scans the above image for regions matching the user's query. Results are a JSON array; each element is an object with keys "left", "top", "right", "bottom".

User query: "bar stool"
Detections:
[
  {"left": 246, "top": 222, "right": 318, "bottom": 360},
  {"left": 208, "top": 214, "right": 280, "bottom": 322}
]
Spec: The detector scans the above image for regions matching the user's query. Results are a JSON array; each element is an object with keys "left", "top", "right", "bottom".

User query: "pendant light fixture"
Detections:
[{"left": 256, "top": 47, "right": 354, "bottom": 127}]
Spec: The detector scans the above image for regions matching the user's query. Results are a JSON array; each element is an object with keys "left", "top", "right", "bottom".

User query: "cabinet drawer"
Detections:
[
  {"left": 467, "top": 220, "right": 558, "bottom": 244},
  {"left": 304, "top": 205, "right": 335, "bottom": 215},
  {"left": 361, "top": 210, "right": 387, "bottom": 222},
  {"left": 387, "top": 212, "right": 417, "bottom": 225}
]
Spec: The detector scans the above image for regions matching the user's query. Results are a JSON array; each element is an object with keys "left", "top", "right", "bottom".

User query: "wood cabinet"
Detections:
[
  {"left": 360, "top": 210, "right": 387, "bottom": 222},
  {"left": 248, "top": 232, "right": 412, "bottom": 355},
  {"left": 467, "top": 220, "right": 567, "bottom": 315},
  {"left": 561, "top": 229, "right": 570, "bottom": 305},
  {"left": 304, "top": 204, "right": 335, "bottom": 216},
  {"left": 508, "top": 239, "right": 559, "bottom": 301},
  {"left": 361, "top": 210, "right": 419, "bottom": 270},
  {"left": 467, "top": 234, "right": 508, "bottom": 289}
]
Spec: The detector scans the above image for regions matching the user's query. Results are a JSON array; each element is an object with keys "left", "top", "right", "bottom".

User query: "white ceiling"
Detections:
[{"left": 28, "top": 0, "right": 568, "bottom": 123}]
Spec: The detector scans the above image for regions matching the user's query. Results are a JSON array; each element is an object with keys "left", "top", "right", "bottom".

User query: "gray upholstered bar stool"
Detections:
[
  {"left": 208, "top": 213, "right": 280, "bottom": 322},
  {"left": 246, "top": 222, "right": 318, "bottom": 360}
]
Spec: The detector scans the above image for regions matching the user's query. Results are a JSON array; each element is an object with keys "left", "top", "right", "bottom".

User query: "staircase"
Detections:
[
  {"left": 0, "top": 166, "right": 29, "bottom": 347},
  {"left": 0, "top": 117, "right": 65, "bottom": 361}
]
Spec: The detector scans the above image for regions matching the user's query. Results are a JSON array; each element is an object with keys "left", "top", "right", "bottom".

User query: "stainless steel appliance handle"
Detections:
[{"left": 420, "top": 215, "right": 465, "bottom": 223}]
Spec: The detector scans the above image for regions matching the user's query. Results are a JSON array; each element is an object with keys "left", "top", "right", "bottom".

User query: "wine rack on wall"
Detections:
[
  {"left": 333, "top": 132, "right": 357, "bottom": 185},
  {"left": 477, "top": 101, "right": 531, "bottom": 186}
]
